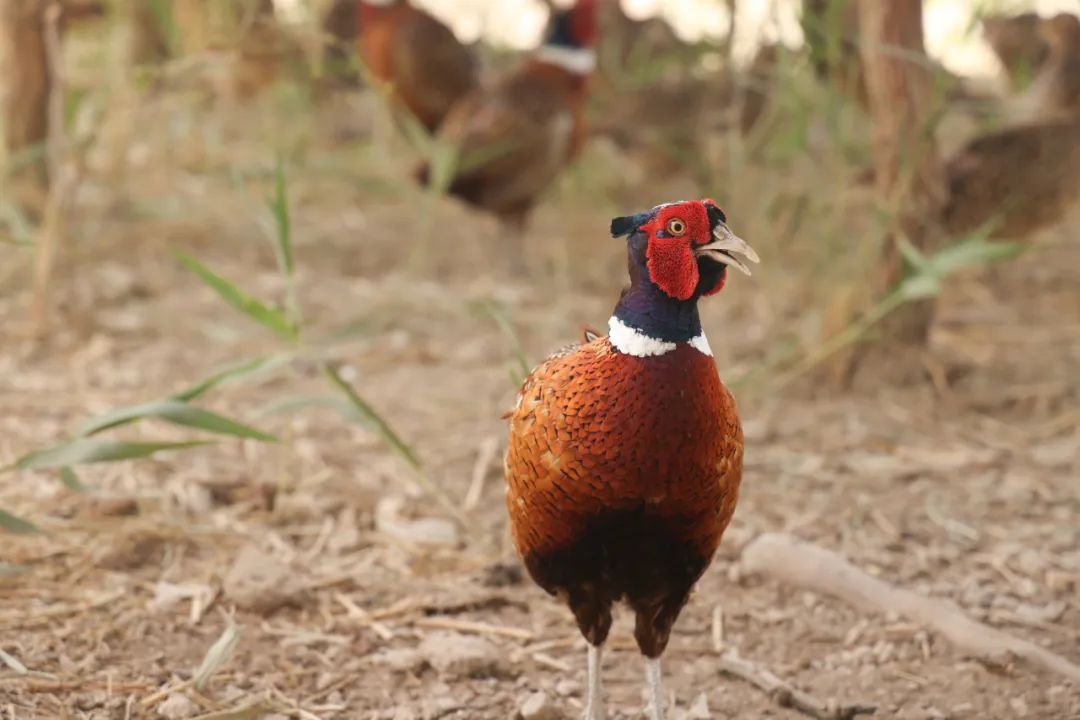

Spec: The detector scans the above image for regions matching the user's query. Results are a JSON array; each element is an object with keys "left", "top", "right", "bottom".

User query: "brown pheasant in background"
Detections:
[
  {"left": 505, "top": 199, "right": 758, "bottom": 719},
  {"left": 1011, "top": 13, "right": 1080, "bottom": 121},
  {"left": 943, "top": 122, "right": 1080, "bottom": 238},
  {"left": 418, "top": 0, "right": 598, "bottom": 265},
  {"left": 355, "top": 0, "right": 478, "bottom": 133},
  {"left": 982, "top": 12, "right": 1051, "bottom": 91},
  {"left": 946, "top": 13, "right": 1080, "bottom": 238}
]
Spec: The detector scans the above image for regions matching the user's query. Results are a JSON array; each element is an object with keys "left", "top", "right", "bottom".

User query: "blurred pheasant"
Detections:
[
  {"left": 355, "top": 0, "right": 478, "bottom": 132},
  {"left": 504, "top": 199, "right": 758, "bottom": 719},
  {"left": 418, "top": 0, "right": 598, "bottom": 266},
  {"left": 1010, "top": 13, "right": 1080, "bottom": 121},
  {"left": 982, "top": 12, "right": 1050, "bottom": 91},
  {"left": 946, "top": 15, "right": 1080, "bottom": 237},
  {"left": 944, "top": 121, "right": 1080, "bottom": 238}
]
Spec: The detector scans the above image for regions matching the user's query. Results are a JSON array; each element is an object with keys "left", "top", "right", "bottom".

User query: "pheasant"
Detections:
[
  {"left": 1014, "top": 12, "right": 1080, "bottom": 121},
  {"left": 418, "top": 0, "right": 597, "bottom": 266},
  {"left": 943, "top": 121, "right": 1080, "bottom": 238},
  {"left": 982, "top": 12, "right": 1050, "bottom": 91},
  {"left": 504, "top": 199, "right": 758, "bottom": 719},
  {"left": 355, "top": 0, "right": 478, "bottom": 133}
]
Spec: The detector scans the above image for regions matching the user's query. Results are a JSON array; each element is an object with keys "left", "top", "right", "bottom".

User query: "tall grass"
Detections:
[{"left": 0, "top": 156, "right": 464, "bottom": 533}]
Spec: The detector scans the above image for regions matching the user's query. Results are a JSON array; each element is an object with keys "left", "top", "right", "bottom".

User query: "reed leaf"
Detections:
[
  {"left": 11, "top": 439, "right": 214, "bottom": 471},
  {"left": 175, "top": 251, "right": 298, "bottom": 343},
  {"left": 75, "top": 400, "right": 277, "bottom": 442}
]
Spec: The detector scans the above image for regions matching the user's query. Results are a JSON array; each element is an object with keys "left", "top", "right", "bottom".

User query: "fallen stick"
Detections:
[
  {"left": 741, "top": 533, "right": 1080, "bottom": 682},
  {"left": 718, "top": 650, "right": 876, "bottom": 720},
  {"left": 413, "top": 616, "right": 534, "bottom": 641}
]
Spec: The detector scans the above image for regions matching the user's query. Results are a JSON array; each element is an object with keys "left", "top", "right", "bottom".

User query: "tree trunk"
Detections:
[
  {"left": 0, "top": 0, "right": 50, "bottom": 212},
  {"left": 840, "top": 0, "right": 946, "bottom": 385}
]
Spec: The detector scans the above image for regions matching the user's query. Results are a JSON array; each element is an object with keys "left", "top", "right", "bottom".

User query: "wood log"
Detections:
[{"left": 741, "top": 533, "right": 1080, "bottom": 682}]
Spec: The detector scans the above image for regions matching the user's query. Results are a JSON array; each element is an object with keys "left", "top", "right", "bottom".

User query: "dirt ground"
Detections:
[{"left": 1, "top": 85, "right": 1079, "bottom": 720}]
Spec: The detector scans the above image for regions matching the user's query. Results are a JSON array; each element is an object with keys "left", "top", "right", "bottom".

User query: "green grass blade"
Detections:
[
  {"left": 321, "top": 364, "right": 421, "bottom": 471},
  {"left": 269, "top": 155, "right": 294, "bottom": 279},
  {"left": 12, "top": 439, "right": 214, "bottom": 470},
  {"left": 146, "top": 0, "right": 179, "bottom": 56},
  {"left": 253, "top": 393, "right": 370, "bottom": 425},
  {"left": 0, "top": 509, "right": 40, "bottom": 534},
  {"left": 321, "top": 363, "right": 473, "bottom": 528},
  {"left": 59, "top": 467, "right": 88, "bottom": 493},
  {"left": 172, "top": 355, "right": 284, "bottom": 402},
  {"left": 175, "top": 251, "right": 298, "bottom": 343},
  {"left": 0, "top": 233, "right": 32, "bottom": 247},
  {"left": 268, "top": 153, "right": 301, "bottom": 327},
  {"left": 923, "top": 236, "right": 1026, "bottom": 277},
  {"left": 474, "top": 300, "right": 530, "bottom": 387},
  {"left": 426, "top": 141, "right": 460, "bottom": 195},
  {"left": 75, "top": 400, "right": 277, "bottom": 442}
]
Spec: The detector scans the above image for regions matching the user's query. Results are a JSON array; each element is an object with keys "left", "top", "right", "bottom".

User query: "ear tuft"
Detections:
[
  {"left": 610, "top": 215, "right": 637, "bottom": 238},
  {"left": 704, "top": 201, "right": 727, "bottom": 225}
]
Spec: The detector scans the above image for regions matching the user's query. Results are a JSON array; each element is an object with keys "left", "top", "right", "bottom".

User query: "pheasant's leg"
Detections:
[
  {"left": 498, "top": 209, "right": 530, "bottom": 276},
  {"left": 568, "top": 587, "right": 612, "bottom": 720},
  {"left": 644, "top": 657, "right": 665, "bottom": 720},
  {"left": 583, "top": 643, "right": 606, "bottom": 720},
  {"left": 633, "top": 589, "right": 690, "bottom": 720}
]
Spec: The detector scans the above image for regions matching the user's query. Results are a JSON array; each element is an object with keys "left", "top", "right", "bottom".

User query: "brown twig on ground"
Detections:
[
  {"left": 412, "top": 616, "right": 534, "bottom": 641},
  {"left": 718, "top": 650, "right": 877, "bottom": 720},
  {"left": 741, "top": 533, "right": 1080, "bottom": 682},
  {"left": 333, "top": 591, "right": 395, "bottom": 640}
]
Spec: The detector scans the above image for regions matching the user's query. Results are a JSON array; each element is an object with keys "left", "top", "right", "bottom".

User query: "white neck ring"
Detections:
[
  {"left": 535, "top": 45, "right": 596, "bottom": 75},
  {"left": 607, "top": 316, "right": 712, "bottom": 358}
]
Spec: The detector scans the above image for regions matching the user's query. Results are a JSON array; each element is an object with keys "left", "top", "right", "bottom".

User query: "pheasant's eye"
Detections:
[{"left": 666, "top": 218, "right": 686, "bottom": 236}]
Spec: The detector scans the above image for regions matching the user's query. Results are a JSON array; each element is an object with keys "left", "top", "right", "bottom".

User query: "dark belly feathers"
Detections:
[{"left": 504, "top": 337, "right": 743, "bottom": 655}]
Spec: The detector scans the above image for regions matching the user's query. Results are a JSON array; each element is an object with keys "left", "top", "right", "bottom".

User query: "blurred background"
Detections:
[{"left": 1, "top": 0, "right": 1078, "bottom": 718}]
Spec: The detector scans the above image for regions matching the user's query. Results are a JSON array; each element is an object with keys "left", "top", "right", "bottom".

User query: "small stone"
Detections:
[
  {"left": 222, "top": 544, "right": 298, "bottom": 614},
  {"left": 374, "top": 648, "right": 423, "bottom": 671},
  {"left": 94, "top": 261, "right": 144, "bottom": 303},
  {"left": 519, "top": 691, "right": 562, "bottom": 720},
  {"left": 1032, "top": 438, "right": 1074, "bottom": 468},
  {"left": 418, "top": 631, "right": 501, "bottom": 678},
  {"left": 683, "top": 692, "right": 711, "bottom": 719},
  {"left": 554, "top": 679, "right": 580, "bottom": 697},
  {"left": 157, "top": 693, "right": 197, "bottom": 719},
  {"left": 375, "top": 498, "right": 460, "bottom": 547}
]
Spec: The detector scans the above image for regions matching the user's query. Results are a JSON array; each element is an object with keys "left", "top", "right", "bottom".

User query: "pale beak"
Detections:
[{"left": 694, "top": 223, "right": 760, "bottom": 276}]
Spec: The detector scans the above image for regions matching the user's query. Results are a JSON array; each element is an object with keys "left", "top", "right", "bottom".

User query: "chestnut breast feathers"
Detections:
[{"left": 504, "top": 337, "right": 743, "bottom": 564}]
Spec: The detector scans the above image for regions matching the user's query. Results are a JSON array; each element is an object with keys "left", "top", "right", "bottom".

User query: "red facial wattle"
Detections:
[{"left": 642, "top": 202, "right": 711, "bottom": 301}]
